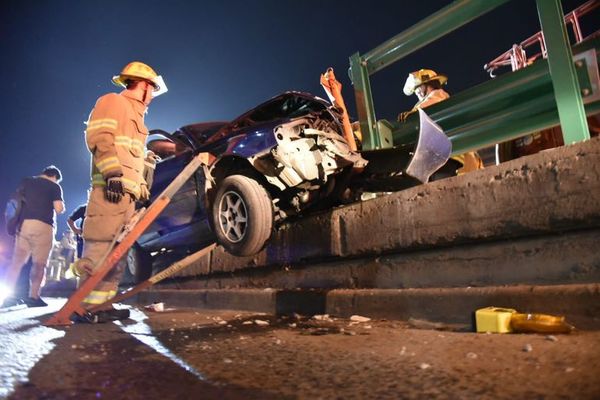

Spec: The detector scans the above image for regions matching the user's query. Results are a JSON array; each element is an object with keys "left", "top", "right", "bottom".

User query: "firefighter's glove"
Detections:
[
  {"left": 105, "top": 177, "right": 124, "bottom": 203},
  {"left": 397, "top": 110, "right": 415, "bottom": 123},
  {"left": 139, "top": 183, "right": 151, "bottom": 202}
]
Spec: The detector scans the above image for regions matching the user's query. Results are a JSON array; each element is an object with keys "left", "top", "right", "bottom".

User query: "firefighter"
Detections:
[
  {"left": 399, "top": 69, "right": 483, "bottom": 174},
  {"left": 74, "top": 61, "right": 167, "bottom": 322}
]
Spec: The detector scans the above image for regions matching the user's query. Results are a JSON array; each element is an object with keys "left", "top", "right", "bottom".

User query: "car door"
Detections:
[{"left": 137, "top": 149, "right": 207, "bottom": 248}]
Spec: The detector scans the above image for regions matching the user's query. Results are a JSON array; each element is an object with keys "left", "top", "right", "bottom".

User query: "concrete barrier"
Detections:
[{"left": 170, "top": 136, "right": 600, "bottom": 290}]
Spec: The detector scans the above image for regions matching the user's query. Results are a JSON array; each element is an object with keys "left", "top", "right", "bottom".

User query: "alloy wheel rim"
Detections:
[{"left": 218, "top": 191, "right": 248, "bottom": 243}]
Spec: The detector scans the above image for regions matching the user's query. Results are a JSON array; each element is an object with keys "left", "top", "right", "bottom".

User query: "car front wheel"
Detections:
[{"left": 211, "top": 174, "right": 273, "bottom": 257}]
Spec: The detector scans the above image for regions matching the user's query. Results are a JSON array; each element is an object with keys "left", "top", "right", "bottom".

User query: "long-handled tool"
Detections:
[
  {"left": 45, "top": 152, "right": 212, "bottom": 326},
  {"left": 87, "top": 243, "right": 216, "bottom": 313}
]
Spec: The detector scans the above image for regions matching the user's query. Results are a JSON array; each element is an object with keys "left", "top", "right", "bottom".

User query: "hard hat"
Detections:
[
  {"left": 112, "top": 61, "right": 166, "bottom": 94},
  {"left": 403, "top": 69, "right": 448, "bottom": 96}
]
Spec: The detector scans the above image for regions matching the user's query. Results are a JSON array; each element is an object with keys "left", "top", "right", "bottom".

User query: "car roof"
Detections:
[{"left": 175, "top": 91, "right": 331, "bottom": 136}]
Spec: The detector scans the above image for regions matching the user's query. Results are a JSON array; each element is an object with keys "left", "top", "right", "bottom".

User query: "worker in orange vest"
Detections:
[
  {"left": 399, "top": 69, "right": 483, "bottom": 174},
  {"left": 73, "top": 61, "right": 167, "bottom": 322}
]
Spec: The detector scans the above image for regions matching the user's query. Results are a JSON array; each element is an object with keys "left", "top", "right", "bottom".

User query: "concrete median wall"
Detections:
[{"left": 171, "top": 136, "right": 600, "bottom": 290}]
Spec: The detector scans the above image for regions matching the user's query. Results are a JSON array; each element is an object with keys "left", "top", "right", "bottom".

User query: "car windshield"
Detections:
[
  {"left": 243, "top": 95, "right": 329, "bottom": 125},
  {"left": 179, "top": 122, "right": 228, "bottom": 148}
]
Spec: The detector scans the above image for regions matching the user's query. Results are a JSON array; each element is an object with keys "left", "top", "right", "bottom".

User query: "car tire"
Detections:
[
  {"left": 123, "top": 244, "right": 152, "bottom": 285},
  {"left": 211, "top": 174, "right": 273, "bottom": 257}
]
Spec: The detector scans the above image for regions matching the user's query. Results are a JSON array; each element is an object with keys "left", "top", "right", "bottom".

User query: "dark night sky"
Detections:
[{"left": 0, "top": 0, "right": 593, "bottom": 251}]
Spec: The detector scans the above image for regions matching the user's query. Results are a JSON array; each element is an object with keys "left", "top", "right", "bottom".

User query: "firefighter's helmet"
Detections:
[
  {"left": 112, "top": 61, "right": 161, "bottom": 90},
  {"left": 403, "top": 69, "right": 448, "bottom": 96}
]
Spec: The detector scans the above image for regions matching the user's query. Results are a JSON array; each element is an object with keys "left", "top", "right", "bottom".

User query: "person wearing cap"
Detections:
[
  {"left": 399, "top": 69, "right": 483, "bottom": 174},
  {"left": 400, "top": 69, "right": 450, "bottom": 117},
  {"left": 74, "top": 61, "right": 167, "bottom": 322}
]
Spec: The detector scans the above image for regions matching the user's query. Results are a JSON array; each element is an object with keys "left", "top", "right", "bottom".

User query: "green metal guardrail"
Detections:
[
  {"left": 349, "top": 0, "right": 594, "bottom": 153},
  {"left": 390, "top": 37, "right": 599, "bottom": 155}
]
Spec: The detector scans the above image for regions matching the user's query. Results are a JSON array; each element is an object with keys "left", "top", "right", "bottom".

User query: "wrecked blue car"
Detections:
[{"left": 127, "top": 91, "right": 450, "bottom": 280}]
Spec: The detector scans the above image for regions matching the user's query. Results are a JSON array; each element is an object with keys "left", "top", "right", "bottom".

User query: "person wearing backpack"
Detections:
[{"left": 1, "top": 166, "right": 65, "bottom": 308}]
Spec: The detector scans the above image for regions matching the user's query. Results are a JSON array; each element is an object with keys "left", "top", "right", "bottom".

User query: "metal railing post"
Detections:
[
  {"left": 537, "top": 0, "right": 590, "bottom": 144},
  {"left": 349, "top": 52, "right": 380, "bottom": 150}
]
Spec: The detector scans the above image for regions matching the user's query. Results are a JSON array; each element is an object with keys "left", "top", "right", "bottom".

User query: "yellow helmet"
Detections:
[
  {"left": 112, "top": 61, "right": 161, "bottom": 90},
  {"left": 403, "top": 69, "right": 447, "bottom": 96}
]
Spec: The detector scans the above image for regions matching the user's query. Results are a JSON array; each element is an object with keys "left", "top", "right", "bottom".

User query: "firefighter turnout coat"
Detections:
[{"left": 85, "top": 90, "right": 149, "bottom": 200}]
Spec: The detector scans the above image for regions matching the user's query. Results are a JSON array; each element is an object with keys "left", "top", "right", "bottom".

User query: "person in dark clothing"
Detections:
[
  {"left": 67, "top": 203, "right": 86, "bottom": 259},
  {"left": 1, "top": 166, "right": 65, "bottom": 308}
]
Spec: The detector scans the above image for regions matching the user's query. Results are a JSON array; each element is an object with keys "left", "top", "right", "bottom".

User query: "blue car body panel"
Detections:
[{"left": 227, "top": 122, "right": 279, "bottom": 159}]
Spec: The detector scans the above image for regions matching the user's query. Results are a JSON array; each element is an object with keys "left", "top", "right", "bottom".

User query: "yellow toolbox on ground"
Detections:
[{"left": 475, "top": 307, "right": 517, "bottom": 333}]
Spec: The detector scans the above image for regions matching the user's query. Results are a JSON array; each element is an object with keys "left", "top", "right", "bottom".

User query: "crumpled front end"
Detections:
[{"left": 253, "top": 118, "right": 366, "bottom": 191}]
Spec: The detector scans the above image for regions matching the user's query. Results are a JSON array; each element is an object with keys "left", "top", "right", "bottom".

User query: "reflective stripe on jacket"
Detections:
[
  {"left": 85, "top": 91, "right": 148, "bottom": 199},
  {"left": 83, "top": 289, "right": 117, "bottom": 305}
]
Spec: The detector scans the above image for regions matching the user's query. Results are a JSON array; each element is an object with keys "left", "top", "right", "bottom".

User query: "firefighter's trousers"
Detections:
[{"left": 81, "top": 187, "right": 135, "bottom": 306}]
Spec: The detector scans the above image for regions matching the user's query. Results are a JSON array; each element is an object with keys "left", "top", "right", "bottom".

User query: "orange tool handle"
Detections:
[
  {"left": 45, "top": 153, "right": 212, "bottom": 326},
  {"left": 88, "top": 243, "right": 216, "bottom": 313}
]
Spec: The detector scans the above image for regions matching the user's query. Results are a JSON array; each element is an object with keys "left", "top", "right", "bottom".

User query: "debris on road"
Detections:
[
  {"left": 144, "top": 302, "right": 165, "bottom": 312},
  {"left": 350, "top": 315, "right": 371, "bottom": 322}
]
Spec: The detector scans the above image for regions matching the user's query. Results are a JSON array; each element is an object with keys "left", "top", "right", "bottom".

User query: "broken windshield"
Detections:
[{"left": 244, "top": 94, "right": 329, "bottom": 125}]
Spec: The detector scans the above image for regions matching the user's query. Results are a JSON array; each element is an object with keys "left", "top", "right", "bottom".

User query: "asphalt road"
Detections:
[{"left": 1, "top": 298, "right": 599, "bottom": 399}]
